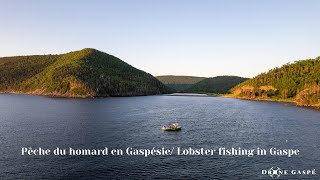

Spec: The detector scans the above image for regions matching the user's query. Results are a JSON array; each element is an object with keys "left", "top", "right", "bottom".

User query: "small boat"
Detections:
[{"left": 162, "top": 123, "right": 182, "bottom": 131}]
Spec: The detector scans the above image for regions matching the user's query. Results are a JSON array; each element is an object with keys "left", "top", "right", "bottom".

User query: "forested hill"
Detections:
[
  {"left": 186, "top": 76, "right": 248, "bottom": 94},
  {"left": 0, "top": 48, "right": 173, "bottom": 97},
  {"left": 156, "top": 75, "right": 205, "bottom": 92},
  {"left": 231, "top": 57, "right": 320, "bottom": 107},
  {"left": 156, "top": 75, "right": 247, "bottom": 93}
]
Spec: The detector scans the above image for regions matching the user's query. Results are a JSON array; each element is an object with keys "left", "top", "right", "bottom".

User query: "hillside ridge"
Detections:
[
  {"left": 230, "top": 57, "right": 320, "bottom": 107},
  {"left": 187, "top": 76, "right": 248, "bottom": 94},
  {"left": 0, "top": 48, "right": 173, "bottom": 97}
]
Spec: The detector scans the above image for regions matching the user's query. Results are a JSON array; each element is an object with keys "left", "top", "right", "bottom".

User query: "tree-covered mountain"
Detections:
[
  {"left": 0, "top": 48, "right": 173, "bottom": 97},
  {"left": 230, "top": 57, "right": 320, "bottom": 107},
  {"left": 157, "top": 75, "right": 247, "bottom": 94},
  {"left": 186, "top": 76, "right": 248, "bottom": 94},
  {"left": 156, "top": 75, "right": 205, "bottom": 92}
]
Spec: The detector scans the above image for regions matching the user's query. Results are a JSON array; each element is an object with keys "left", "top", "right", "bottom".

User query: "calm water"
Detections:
[{"left": 0, "top": 94, "right": 319, "bottom": 179}]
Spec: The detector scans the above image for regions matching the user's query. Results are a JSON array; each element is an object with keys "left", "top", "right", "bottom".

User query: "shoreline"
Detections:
[
  {"left": 223, "top": 94, "right": 295, "bottom": 103},
  {"left": 166, "top": 93, "right": 208, "bottom": 97},
  {"left": 0, "top": 91, "right": 170, "bottom": 99},
  {"left": 0, "top": 91, "right": 93, "bottom": 98},
  {"left": 223, "top": 94, "right": 320, "bottom": 109},
  {"left": 1, "top": 91, "right": 319, "bottom": 109}
]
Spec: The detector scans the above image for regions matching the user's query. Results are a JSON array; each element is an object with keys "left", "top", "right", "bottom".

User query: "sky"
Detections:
[{"left": 0, "top": 0, "right": 319, "bottom": 78}]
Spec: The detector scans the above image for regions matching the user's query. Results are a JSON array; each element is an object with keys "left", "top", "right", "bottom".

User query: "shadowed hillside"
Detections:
[
  {"left": 157, "top": 75, "right": 247, "bottom": 94},
  {"left": 186, "top": 76, "right": 248, "bottom": 94},
  {"left": 156, "top": 75, "right": 205, "bottom": 92}
]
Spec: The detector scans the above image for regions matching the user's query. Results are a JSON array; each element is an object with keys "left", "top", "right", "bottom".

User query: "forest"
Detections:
[
  {"left": 157, "top": 75, "right": 248, "bottom": 94},
  {"left": 186, "top": 76, "right": 248, "bottom": 94},
  {"left": 0, "top": 48, "right": 173, "bottom": 97},
  {"left": 156, "top": 76, "right": 205, "bottom": 92},
  {"left": 231, "top": 57, "right": 320, "bottom": 107}
]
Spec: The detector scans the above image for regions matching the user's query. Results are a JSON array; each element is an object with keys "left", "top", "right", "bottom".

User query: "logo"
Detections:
[
  {"left": 269, "top": 167, "right": 281, "bottom": 178},
  {"left": 262, "top": 167, "right": 284, "bottom": 178},
  {"left": 262, "top": 167, "right": 316, "bottom": 178}
]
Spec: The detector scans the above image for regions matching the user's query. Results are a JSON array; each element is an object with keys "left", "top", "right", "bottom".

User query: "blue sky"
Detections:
[{"left": 0, "top": 0, "right": 319, "bottom": 77}]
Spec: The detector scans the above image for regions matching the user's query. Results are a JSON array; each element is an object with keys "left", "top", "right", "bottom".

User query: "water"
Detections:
[{"left": 0, "top": 94, "right": 319, "bottom": 179}]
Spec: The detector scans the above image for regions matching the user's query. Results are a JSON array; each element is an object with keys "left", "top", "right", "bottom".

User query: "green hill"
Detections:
[
  {"left": 230, "top": 57, "right": 320, "bottom": 107},
  {"left": 0, "top": 48, "right": 173, "bottom": 97},
  {"left": 156, "top": 75, "right": 205, "bottom": 92},
  {"left": 186, "top": 76, "right": 248, "bottom": 94}
]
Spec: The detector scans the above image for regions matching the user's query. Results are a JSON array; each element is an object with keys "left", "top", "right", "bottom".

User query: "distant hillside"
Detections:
[
  {"left": 186, "top": 76, "right": 248, "bottom": 94},
  {"left": 156, "top": 75, "right": 205, "bottom": 84},
  {"left": 156, "top": 75, "right": 205, "bottom": 92},
  {"left": 230, "top": 57, "right": 320, "bottom": 107},
  {"left": 0, "top": 48, "right": 173, "bottom": 97}
]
